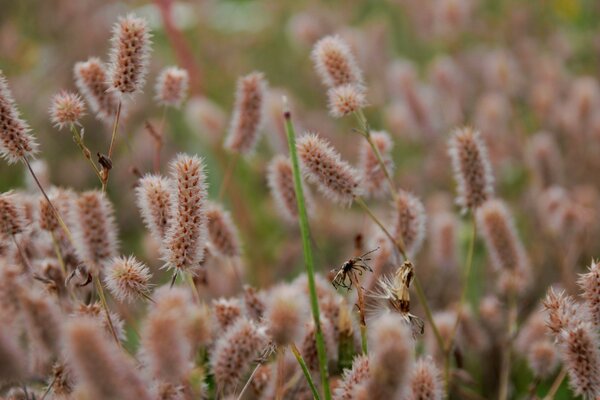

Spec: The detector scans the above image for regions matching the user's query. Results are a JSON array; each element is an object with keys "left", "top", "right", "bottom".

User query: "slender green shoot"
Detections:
[{"left": 290, "top": 343, "right": 322, "bottom": 400}]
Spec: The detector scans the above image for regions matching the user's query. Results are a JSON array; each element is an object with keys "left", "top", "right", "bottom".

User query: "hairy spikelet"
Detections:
[
  {"left": 205, "top": 202, "right": 241, "bottom": 258},
  {"left": 48, "top": 363, "right": 73, "bottom": 399},
  {"left": 406, "top": 357, "right": 444, "bottom": 400},
  {"left": 448, "top": 127, "right": 494, "bottom": 211},
  {"left": 391, "top": 190, "right": 427, "bottom": 257},
  {"left": 225, "top": 72, "right": 267, "bottom": 155},
  {"left": 327, "top": 84, "right": 367, "bottom": 118},
  {"left": 105, "top": 255, "right": 152, "bottom": 302},
  {"left": 210, "top": 318, "right": 267, "bottom": 394},
  {"left": 527, "top": 340, "right": 559, "bottom": 378},
  {"left": 73, "top": 303, "right": 126, "bottom": 342},
  {"left": 64, "top": 317, "right": 152, "bottom": 400},
  {"left": 108, "top": 14, "right": 152, "bottom": 96},
  {"left": 0, "top": 71, "right": 37, "bottom": 163},
  {"left": 358, "top": 130, "right": 394, "bottom": 198},
  {"left": 334, "top": 355, "right": 370, "bottom": 400},
  {"left": 0, "top": 191, "right": 26, "bottom": 237},
  {"left": 560, "top": 322, "right": 600, "bottom": 399},
  {"left": 264, "top": 285, "right": 306, "bottom": 346},
  {"left": 39, "top": 188, "right": 74, "bottom": 233},
  {"left": 163, "top": 154, "right": 208, "bottom": 272},
  {"left": 543, "top": 288, "right": 578, "bottom": 339},
  {"left": 243, "top": 285, "right": 266, "bottom": 322},
  {"left": 74, "top": 58, "right": 120, "bottom": 123},
  {"left": 49, "top": 91, "right": 85, "bottom": 130},
  {"left": 71, "top": 191, "right": 119, "bottom": 271},
  {"left": 136, "top": 174, "right": 173, "bottom": 241},
  {"left": 19, "top": 289, "right": 62, "bottom": 360},
  {"left": 578, "top": 260, "right": 600, "bottom": 329},
  {"left": 0, "top": 326, "right": 26, "bottom": 383},
  {"left": 267, "top": 155, "right": 314, "bottom": 223},
  {"left": 366, "top": 313, "right": 414, "bottom": 399},
  {"left": 297, "top": 133, "right": 362, "bottom": 206},
  {"left": 526, "top": 132, "right": 563, "bottom": 188},
  {"left": 312, "top": 35, "right": 363, "bottom": 88},
  {"left": 213, "top": 298, "right": 242, "bottom": 332},
  {"left": 301, "top": 317, "right": 337, "bottom": 372},
  {"left": 429, "top": 212, "right": 459, "bottom": 270},
  {"left": 155, "top": 66, "right": 189, "bottom": 108},
  {"left": 476, "top": 199, "right": 530, "bottom": 295}
]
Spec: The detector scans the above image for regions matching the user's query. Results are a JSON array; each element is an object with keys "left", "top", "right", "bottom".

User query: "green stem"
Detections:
[
  {"left": 70, "top": 124, "right": 103, "bottom": 184},
  {"left": 284, "top": 105, "right": 331, "bottom": 400},
  {"left": 290, "top": 343, "right": 322, "bottom": 400},
  {"left": 93, "top": 274, "right": 121, "bottom": 347},
  {"left": 103, "top": 100, "right": 122, "bottom": 192}
]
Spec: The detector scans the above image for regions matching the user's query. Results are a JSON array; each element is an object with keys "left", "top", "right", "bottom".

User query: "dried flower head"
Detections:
[
  {"left": 225, "top": 71, "right": 267, "bottom": 156},
  {"left": 105, "top": 255, "right": 152, "bottom": 303},
  {"left": 64, "top": 317, "right": 152, "bottom": 400},
  {"left": 358, "top": 131, "right": 394, "bottom": 199},
  {"left": 71, "top": 191, "right": 119, "bottom": 271},
  {"left": 334, "top": 355, "right": 370, "bottom": 400},
  {"left": 136, "top": 174, "right": 172, "bottom": 242},
  {"left": 155, "top": 66, "right": 189, "bottom": 108},
  {"left": 327, "top": 84, "right": 367, "bottom": 118},
  {"left": 312, "top": 35, "right": 363, "bottom": 88},
  {"left": 560, "top": 322, "right": 600, "bottom": 399},
  {"left": 0, "top": 327, "right": 26, "bottom": 384},
  {"left": 108, "top": 14, "right": 152, "bottom": 96},
  {"left": 297, "top": 133, "right": 362, "bottom": 206},
  {"left": 163, "top": 154, "right": 208, "bottom": 272},
  {"left": 73, "top": 302, "right": 126, "bottom": 342},
  {"left": 406, "top": 357, "right": 444, "bottom": 400},
  {"left": 205, "top": 202, "right": 241, "bottom": 258},
  {"left": 74, "top": 58, "right": 120, "bottom": 123},
  {"left": 213, "top": 298, "right": 242, "bottom": 332},
  {"left": 391, "top": 190, "right": 427, "bottom": 257},
  {"left": 578, "top": 260, "right": 600, "bottom": 329},
  {"left": 448, "top": 127, "right": 494, "bottom": 211},
  {"left": 0, "top": 71, "right": 37, "bottom": 163},
  {"left": 210, "top": 318, "right": 267, "bottom": 394},
  {"left": 476, "top": 199, "right": 530, "bottom": 295},
  {"left": 543, "top": 288, "right": 578, "bottom": 338},
  {"left": 0, "top": 191, "right": 26, "bottom": 238},
  {"left": 527, "top": 340, "right": 559, "bottom": 379},
  {"left": 49, "top": 91, "right": 85, "bottom": 129},
  {"left": 19, "top": 288, "right": 62, "bottom": 363},
  {"left": 243, "top": 285, "right": 266, "bottom": 322},
  {"left": 39, "top": 188, "right": 73, "bottom": 233},
  {"left": 267, "top": 155, "right": 314, "bottom": 223},
  {"left": 264, "top": 286, "right": 306, "bottom": 346},
  {"left": 301, "top": 317, "right": 337, "bottom": 372}
]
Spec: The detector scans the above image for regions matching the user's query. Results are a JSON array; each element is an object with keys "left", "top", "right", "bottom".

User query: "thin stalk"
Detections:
[
  {"left": 11, "top": 235, "right": 32, "bottom": 272},
  {"left": 70, "top": 124, "right": 103, "bottom": 183},
  {"left": 93, "top": 274, "right": 121, "bottom": 347},
  {"left": 543, "top": 368, "right": 567, "bottom": 400},
  {"left": 275, "top": 347, "right": 286, "bottom": 400},
  {"left": 40, "top": 374, "right": 57, "bottom": 400},
  {"left": 284, "top": 105, "right": 331, "bottom": 400},
  {"left": 498, "top": 295, "right": 517, "bottom": 400},
  {"left": 218, "top": 152, "right": 239, "bottom": 201},
  {"left": 103, "top": 100, "right": 123, "bottom": 192},
  {"left": 349, "top": 271, "right": 368, "bottom": 354},
  {"left": 186, "top": 272, "right": 201, "bottom": 303},
  {"left": 290, "top": 343, "right": 321, "bottom": 400},
  {"left": 354, "top": 196, "right": 407, "bottom": 258},
  {"left": 236, "top": 360, "right": 264, "bottom": 400}
]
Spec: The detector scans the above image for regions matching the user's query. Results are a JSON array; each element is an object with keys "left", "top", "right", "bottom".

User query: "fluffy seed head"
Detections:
[
  {"left": 476, "top": 199, "right": 530, "bottom": 295},
  {"left": 264, "top": 286, "right": 306, "bottom": 346},
  {"left": 73, "top": 302, "right": 126, "bottom": 342},
  {"left": 448, "top": 127, "right": 494, "bottom": 211},
  {"left": 108, "top": 14, "right": 152, "bottom": 96},
  {"left": 73, "top": 58, "right": 120, "bottom": 123},
  {"left": 205, "top": 202, "right": 241, "bottom": 258},
  {"left": 71, "top": 190, "right": 119, "bottom": 272},
  {"left": 0, "top": 71, "right": 37, "bottom": 163},
  {"left": 213, "top": 298, "right": 242, "bottom": 332},
  {"left": 391, "top": 190, "right": 427, "bottom": 257},
  {"left": 105, "top": 255, "right": 152, "bottom": 303},
  {"left": 0, "top": 191, "right": 26, "bottom": 238},
  {"left": 312, "top": 35, "right": 363, "bottom": 88},
  {"left": 210, "top": 318, "right": 267, "bottom": 394},
  {"left": 334, "top": 355, "right": 370, "bottom": 400},
  {"left": 224, "top": 72, "right": 267, "bottom": 155},
  {"left": 297, "top": 132, "right": 362, "bottom": 206},
  {"left": 163, "top": 154, "right": 208, "bottom": 272},
  {"left": 267, "top": 155, "right": 314, "bottom": 223},
  {"left": 49, "top": 91, "right": 85, "bottom": 130},
  {"left": 155, "top": 66, "right": 189, "bottom": 108},
  {"left": 578, "top": 260, "right": 600, "bottom": 329},
  {"left": 560, "top": 322, "right": 600, "bottom": 399},
  {"left": 543, "top": 288, "right": 578, "bottom": 338},
  {"left": 527, "top": 340, "right": 559, "bottom": 378},
  {"left": 64, "top": 317, "right": 152, "bottom": 400},
  {"left": 19, "top": 289, "right": 62, "bottom": 362},
  {"left": 243, "top": 285, "right": 266, "bottom": 322},
  {"left": 358, "top": 131, "right": 394, "bottom": 199},
  {"left": 136, "top": 174, "right": 172, "bottom": 241},
  {"left": 327, "top": 84, "right": 367, "bottom": 118},
  {"left": 0, "top": 326, "right": 26, "bottom": 383},
  {"left": 406, "top": 357, "right": 444, "bottom": 400}
]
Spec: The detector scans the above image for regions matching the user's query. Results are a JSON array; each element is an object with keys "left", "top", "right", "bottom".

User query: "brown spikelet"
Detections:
[
  {"left": 527, "top": 340, "right": 559, "bottom": 379},
  {"left": 334, "top": 355, "right": 370, "bottom": 400},
  {"left": 49, "top": 91, "right": 86, "bottom": 130},
  {"left": 71, "top": 191, "right": 119, "bottom": 272},
  {"left": 578, "top": 260, "right": 600, "bottom": 329},
  {"left": 39, "top": 188, "right": 75, "bottom": 234},
  {"left": 105, "top": 255, "right": 152, "bottom": 303},
  {"left": 301, "top": 317, "right": 337, "bottom": 372},
  {"left": 74, "top": 58, "right": 120, "bottom": 123},
  {"left": 560, "top": 322, "right": 600, "bottom": 399},
  {"left": 327, "top": 84, "right": 367, "bottom": 118},
  {"left": 264, "top": 286, "right": 306, "bottom": 346},
  {"left": 243, "top": 285, "right": 266, "bottom": 322},
  {"left": 19, "top": 289, "right": 62, "bottom": 360},
  {"left": 312, "top": 35, "right": 363, "bottom": 88},
  {"left": 0, "top": 326, "right": 26, "bottom": 383},
  {"left": 213, "top": 298, "right": 242, "bottom": 332},
  {"left": 210, "top": 318, "right": 267, "bottom": 394},
  {"left": 0, "top": 191, "right": 26, "bottom": 238},
  {"left": 136, "top": 174, "right": 172, "bottom": 241},
  {"left": 297, "top": 132, "right": 362, "bottom": 206},
  {"left": 205, "top": 202, "right": 241, "bottom": 258},
  {"left": 448, "top": 127, "right": 494, "bottom": 211},
  {"left": 108, "top": 14, "right": 152, "bottom": 96},
  {"left": 73, "top": 302, "right": 126, "bottom": 342},
  {"left": 224, "top": 72, "right": 267, "bottom": 155},
  {"left": 267, "top": 155, "right": 314, "bottom": 223},
  {"left": 406, "top": 357, "right": 444, "bottom": 400},
  {"left": 391, "top": 190, "right": 427, "bottom": 257},
  {"left": 358, "top": 131, "right": 394, "bottom": 199},
  {"left": 0, "top": 71, "right": 38, "bottom": 163},
  {"left": 155, "top": 66, "right": 189, "bottom": 108},
  {"left": 543, "top": 288, "right": 578, "bottom": 339},
  {"left": 64, "top": 317, "right": 152, "bottom": 400}
]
